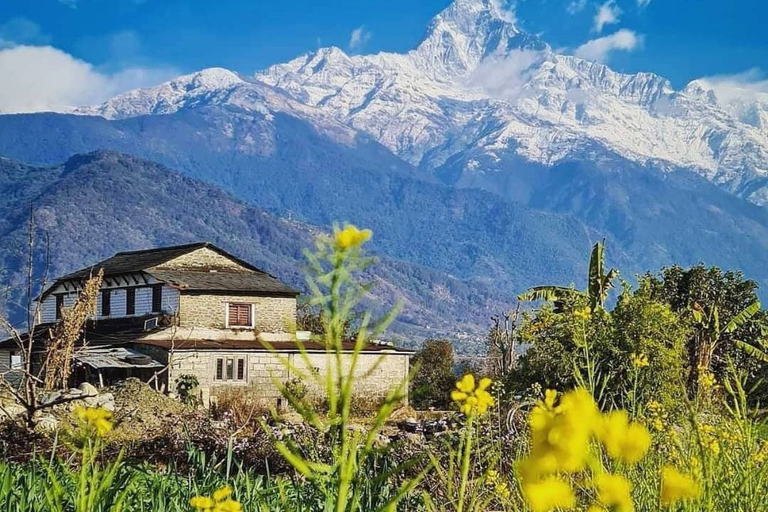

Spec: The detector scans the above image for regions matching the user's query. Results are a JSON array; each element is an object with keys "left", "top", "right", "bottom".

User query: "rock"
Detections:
[
  {"left": 67, "top": 388, "right": 83, "bottom": 397},
  {"left": 280, "top": 412, "right": 304, "bottom": 425},
  {"left": 78, "top": 382, "right": 98, "bottom": 397},
  {"left": 39, "top": 391, "right": 62, "bottom": 406},
  {"left": 0, "top": 403, "right": 26, "bottom": 419},
  {"left": 35, "top": 415, "right": 59, "bottom": 433}
]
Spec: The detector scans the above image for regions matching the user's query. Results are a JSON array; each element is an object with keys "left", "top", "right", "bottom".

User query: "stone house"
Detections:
[{"left": 0, "top": 242, "right": 412, "bottom": 407}]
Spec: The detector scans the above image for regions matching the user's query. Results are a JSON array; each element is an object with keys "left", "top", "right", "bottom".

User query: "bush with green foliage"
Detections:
[{"left": 410, "top": 339, "right": 456, "bottom": 410}]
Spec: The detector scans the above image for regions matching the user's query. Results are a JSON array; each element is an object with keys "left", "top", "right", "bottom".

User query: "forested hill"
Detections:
[{"left": 0, "top": 150, "right": 514, "bottom": 347}]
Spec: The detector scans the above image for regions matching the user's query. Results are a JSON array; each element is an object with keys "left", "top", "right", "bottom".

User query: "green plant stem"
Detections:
[{"left": 457, "top": 414, "right": 474, "bottom": 512}]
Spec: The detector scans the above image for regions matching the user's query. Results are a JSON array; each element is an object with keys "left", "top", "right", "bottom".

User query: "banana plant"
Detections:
[
  {"left": 691, "top": 300, "right": 767, "bottom": 369},
  {"left": 518, "top": 240, "right": 619, "bottom": 313}
]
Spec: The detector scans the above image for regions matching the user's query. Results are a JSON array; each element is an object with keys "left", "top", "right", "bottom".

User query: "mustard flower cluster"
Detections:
[
  {"left": 451, "top": 374, "right": 494, "bottom": 416},
  {"left": 518, "top": 389, "right": 654, "bottom": 512},
  {"left": 73, "top": 405, "right": 113, "bottom": 437},
  {"left": 630, "top": 352, "right": 649, "bottom": 369},
  {"left": 645, "top": 400, "right": 669, "bottom": 432},
  {"left": 661, "top": 466, "right": 701, "bottom": 506},
  {"left": 334, "top": 224, "right": 372, "bottom": 250},
  {"left": 485, "top": 469, "right": 511, "bottom": 500},
  {"left": 189, "top": 486, "right": 242, "bottom": 512}
]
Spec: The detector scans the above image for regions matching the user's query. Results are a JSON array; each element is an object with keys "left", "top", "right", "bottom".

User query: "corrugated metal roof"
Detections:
[{"left": 75, "top": 347, "right": 163, "bottom": 369}]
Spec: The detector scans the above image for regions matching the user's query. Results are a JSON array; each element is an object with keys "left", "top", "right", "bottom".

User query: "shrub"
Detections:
[{"left": 411, "top": 339, "right": 456, "bottom": 409}]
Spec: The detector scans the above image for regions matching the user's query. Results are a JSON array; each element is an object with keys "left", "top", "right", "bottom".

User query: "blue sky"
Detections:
[{"left": 0, "top": 0, "right": 767, "bottom": 112}]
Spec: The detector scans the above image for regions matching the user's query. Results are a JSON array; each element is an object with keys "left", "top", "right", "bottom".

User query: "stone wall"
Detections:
[
  {"left": 178, "top": 294, "right": 296, "bottom": 332},
  {"left": 167, "top": 349, "right": 410, "bottom": 408}
]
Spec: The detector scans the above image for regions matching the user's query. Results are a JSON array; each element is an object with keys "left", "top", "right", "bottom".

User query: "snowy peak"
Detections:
[
  {"left": 77, "top": 68, "right": 246, "bottom": 119},
  {"left": 414, "top": 0, "right": 545, "bottom": 76}
]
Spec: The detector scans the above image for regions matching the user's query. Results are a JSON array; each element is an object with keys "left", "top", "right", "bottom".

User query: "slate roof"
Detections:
[
  {"left": 147, "top": 270, "right": 298, "bottom": 296},
  {"left": 61, "top": 242, "right": 238, "bottom": 279},
  {"left": 43, "top": 242, "right": 299, "bottom": 298}
]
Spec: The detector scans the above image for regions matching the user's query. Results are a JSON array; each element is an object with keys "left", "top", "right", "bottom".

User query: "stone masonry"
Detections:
[
  {"left": 167, "top": 350, "right": 410, "bottom": 408},
  {"left": 178, "top": 294, "right": 297, "bottom": 332}
]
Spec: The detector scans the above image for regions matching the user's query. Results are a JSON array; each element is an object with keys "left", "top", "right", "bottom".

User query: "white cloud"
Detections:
[
  {"left": 467, "top": 49, "right": 546, "bottom": 101},
  {"left": 0, "top": 45, "right": 177, "bottom": 114},
  {"left": 695, "top": 69, "right": 768, "bottom": 104},
  {"left": 574, "top": 29, "right": 643, "bottom": 62},
  {"left": 567, "top": 0, "right": 588, "bottom": 14},
  {"left": 348, "top": 26, "right": 372, "bottom": 51},
  {"left": 490, "top": 0, "right": 518, "bottom": 25},
  {"left": 0, "top": 18, "right": 50, "bottom": 47},
  {"left": 637, "top": 0, "right": 652, "bottom": 7},
  {"left": 594, "top": 0, "right": 620, "bottom": 33}
]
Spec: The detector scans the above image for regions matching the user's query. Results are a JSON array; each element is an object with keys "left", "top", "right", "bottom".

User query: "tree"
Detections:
[
  {"left": 643, "top": 264, "right": 768, "bottom": 396},
  {"left": 519, "top": 241, "right": 619, "bottom": 313},
  {"left": 410, "top": 339, "right": 455, "bottom": 410},
  {"left": 0, "top": 213, "right": 103, "bottom": 427},
  {"left": 487, "top": 304, "right": 521, "bottom": 379}
]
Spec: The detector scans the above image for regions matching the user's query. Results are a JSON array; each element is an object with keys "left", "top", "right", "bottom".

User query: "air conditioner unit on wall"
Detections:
[{"left": 144, "top": 317, "right": 159, "bottom": 331}]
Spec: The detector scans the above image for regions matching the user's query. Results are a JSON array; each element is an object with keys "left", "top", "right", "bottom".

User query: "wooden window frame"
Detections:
[
  {"left": 226, "top": 302, "right": 254, "bottom": 329},
  {"left": 151, "top": 284, "right": 163, "bottom": 313},
  {"left": 213, "top": 356, "right": 248, "bottom": 383},
  {"left": 126, "top": 287, "right": 136, "bottom": 315},
  {"left": 55, "top": 295, "right": 64, "bottom": 320},
  {"left": 101, "top": 290, "right": 111, "bottom": 317}
]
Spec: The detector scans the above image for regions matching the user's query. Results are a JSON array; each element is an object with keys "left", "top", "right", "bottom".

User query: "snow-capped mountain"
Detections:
[{"left": 79, "top": 0, "right": 768, "bottom": 205}]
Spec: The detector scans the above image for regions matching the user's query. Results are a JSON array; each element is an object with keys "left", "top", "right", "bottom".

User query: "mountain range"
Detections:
[{"left": 1, "top": 0, "right": 768, "bottom": 346}]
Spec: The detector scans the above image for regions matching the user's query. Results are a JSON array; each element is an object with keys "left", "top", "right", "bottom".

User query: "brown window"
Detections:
[
  {"left": 151, "top": 285, "right": 163, "bottom": 313},
  {"left": 126, "top": 288, "right": 136, "bottom": 315},
  {"left": 55, "top": 295, "right": 64, "bottom": 320},
  {"left": 215, "top": 356, "right": 247, "bottom": 382},
  {"left": 101, "top": 290, "right": 111, "bottom": 317},
  {"left": 228, "top": 303, "right": 252, "bottom": 327}
]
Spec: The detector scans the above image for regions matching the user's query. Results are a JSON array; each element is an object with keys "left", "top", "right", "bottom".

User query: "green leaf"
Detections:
[
  {"left": 734, "top": 339, "right": 768, "bottom": 363},
  {"left": 518, "top": 286, "right": 585, "bottom": 303},
  {"left": 724, "top": 301, "right": 761, "bottom": 334}
]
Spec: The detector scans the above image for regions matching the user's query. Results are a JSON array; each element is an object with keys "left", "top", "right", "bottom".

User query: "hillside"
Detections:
[{"left": 0, "top": 151, "right": 519, "bottom": 347}]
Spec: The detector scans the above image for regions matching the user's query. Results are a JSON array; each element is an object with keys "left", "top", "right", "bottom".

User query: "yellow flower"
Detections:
[
  {"left": 334, "top": 224, "right": 372, "bottom": 250},
  {"left": 520, "top": 388, "right": 600, "bottom": 480},
  {"left": 598, "top": 410, "right": 651, "bottom": 464},
  {"left": 698, "top": 370, "right": 716, "bottom": 389},
  {"left": 451, "top": 374, "right": 494, "bottom": 416},
  {"left": 212, "top": 486, "right": 233, "bottom": 502},
  {"left": 190, "top": 486, "right": 242, "bottom": 512},
  {"left": 495, "top": 481, "right": 511, "bottom": 499},
  {"left": 189, "top": 496, "right": 214, "bottom": 510},
  {"left": 574, "top": 307, "right": 592, "bottom": 321},
  {"left": 73, "top": 405, "right": 113, "bottom": 437},
  {"left": 523, "top": 477, "right": 576, "bottom": 512},
  {"left": 661, "top": 466, "right": 701, "bottom": 506},
  {"left": 630, "top": 352, "right": 649, "bottom": 369},
  {"left": 593, "top": 473, "right": 634, "bottom": 512}
]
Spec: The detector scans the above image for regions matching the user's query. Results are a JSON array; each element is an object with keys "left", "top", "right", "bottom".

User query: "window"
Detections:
[
  {"left": 151, "top": 285, "right": 163, "bottom": 313},
  {"left": 55, "top": 295, "right": 64, "bottom": 320},
  {"left": 214, "top": 356, "right": 247, "bottom": 382},
  {"left": 126, "top": 288, "right": 136, "bottom": 315},
  {"left": 10, "top": 351, "right": 23, "bottom": 370},
  {"left": 101, "top": 290, "right": 111, "bottom": 317},
  {"left": 227, "top": 303, "right": 253, "bottom": 328}
]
